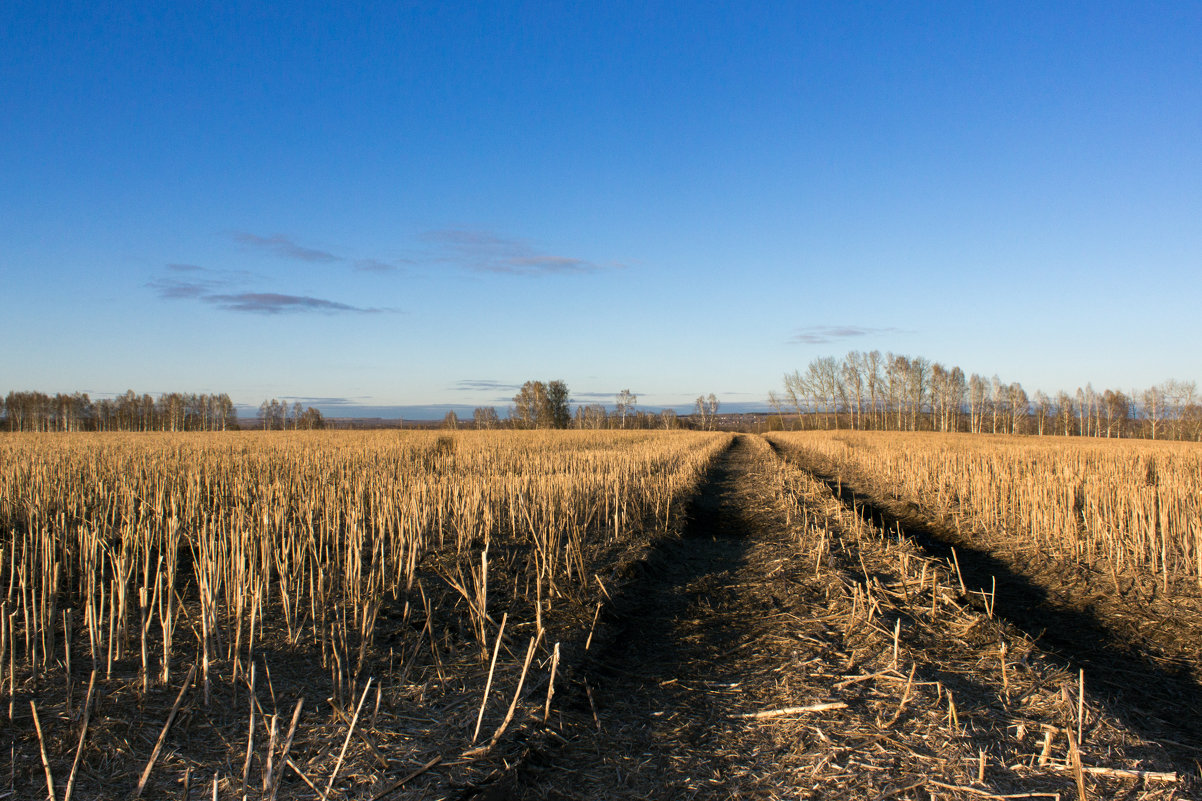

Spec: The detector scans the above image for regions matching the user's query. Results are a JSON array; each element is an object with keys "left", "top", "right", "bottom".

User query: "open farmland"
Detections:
[
  {"left": 2, "top": 430, "right": 1200, "bottom": 799},
  {"left": 0, "top": 431, "right": 728, "bottom": 799}
]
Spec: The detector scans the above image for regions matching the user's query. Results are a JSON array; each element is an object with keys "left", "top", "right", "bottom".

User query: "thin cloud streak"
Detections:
[
  {"left": 149, "top": 267, "right": 391, "bottom": 315},
  {"left": 207, "top": 292, "right": 380, "bottom": 315},
  {"left": 450, "top": 380, "right": 523, "bottom": 392},
  {"left": 354, "top": 258, "right": 398, "bottom": 273},
  {"left": 225, "top": 228, "right": 611, "bottom": 277},
  {"left": 231, "top": 232, "right": 405, "bottom": 273},
  {"left": 571, "top": 391, "right": 621, "bottom": 401},
  {"left": 420, "top": 228, "right": 619, "bottom": 276},
  {"left": 278, "top": 396, "right": 370, "bottom": 406},
  {"left": 232, "top": 232, "right": 340, "bottom": 263},
  {"left": 148, "top": 278, "right": 213, "bottom": 299},
  {"left": 789, "top": 325, "right": 905, "bottom": 344}
]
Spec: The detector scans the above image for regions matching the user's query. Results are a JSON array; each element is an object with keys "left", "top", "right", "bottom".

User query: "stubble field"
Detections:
[{"left": 2, "top": 429, "right": 1199, "bottom": 799}]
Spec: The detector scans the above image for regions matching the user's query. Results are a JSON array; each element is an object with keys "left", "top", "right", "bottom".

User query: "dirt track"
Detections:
[{"left": 471, "top": 435, "right": 1195, "bottom": 800}]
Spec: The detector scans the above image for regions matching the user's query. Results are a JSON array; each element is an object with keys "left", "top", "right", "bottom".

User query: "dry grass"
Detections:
[
  {"left": 0, "top": 429, "right": 729, "bottom": 798},
  {"left": 766, "top": 431, "right": 1202, "bottom": 589}
]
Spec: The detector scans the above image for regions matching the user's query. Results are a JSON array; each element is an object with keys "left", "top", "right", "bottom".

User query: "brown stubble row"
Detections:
[
  {"left": 759, "top": 439, "right": 1182, "bottom": 797},
  {"left": 766, "top": 430, "right": 1202, "bottom": 589},
  {"left": 0, "top": 429, "right": 728, "bottom": 794}
]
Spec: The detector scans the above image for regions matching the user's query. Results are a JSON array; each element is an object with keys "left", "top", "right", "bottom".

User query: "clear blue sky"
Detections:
[{"left": 3, "top": 2, "right": 1199, "bottom": 416}]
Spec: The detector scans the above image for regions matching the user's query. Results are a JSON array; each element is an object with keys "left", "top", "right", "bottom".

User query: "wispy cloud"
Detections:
[
  {"left": 149, "top": 265, "right": 391, "bottom": 315},
  {"left": 278, "top": 396, "right": 369, "bottom": 406},
  {"left": 149, "top": 278, "right": 213, "bottom": 299},
  {"left": 572, "top": 391, "right": 622, "bottom": 402},
  {"left": 150, "top": 264, "right": 256, "bottom": 298},
  {"left": 353, "top": 258, "right": 399, "bottom": 273},
  {"left": 207, "top": 292, "right": 381, "bottom": 315},
  {"left": 450, "top": 380, "right": 523, "bottom": 392},
  {"left": 789, "top": 325, "right": 904, "bottom": 344},
  {"left": 232, "top": 232, "right": 341, "bottom": 263},
  {"left": 231, "top": 232, "right": 409, "bottom": 273},
  {"left": 226, "top": 228, "right": 616, "bottom": 278},
  {"left": 421, "top": 229, "right": 619, "bottom": 276}
]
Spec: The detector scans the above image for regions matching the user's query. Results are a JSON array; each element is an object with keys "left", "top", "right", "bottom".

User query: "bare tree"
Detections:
[
  {"left": 886, "top": 355, "right": 909, "bottom": 431},
  {"left": 842, "top": 352, "right": 865, "bottom": 429},
  {"left": 766, "top": 390, "right": 786, "bottom": 430},
  {"left": 1007, "top": 382, "right": 1028, "bottom": 434},
  {"left": 802, "top": 357, "right": 840, "bottom": 429},
  {"left": 906, "top": 357, "right": 930, "bottom": 431},
  {"left": 1142, "top": 385, "right": 1165, "bottom": 440},
  {"left": 1101, "top": 390, "right": 1128, "bottom": 437},
  {"left": 574, "top": 404, "right": 607, "bottom": 429},
  {"left": 990, "top": 376, "right": 1004, "bottom": 434},
  {"left": 1056, "top": 391, "right": 1076, "bottom": 436},
  {"left": 947, "top": 367, "right": 966, "bottom": 432},
  {"left": 783, "top": 370, "right": 809, "bottom": 427},
  {"left": 1164, "top": 379, "right": 1197, "bottom": 440},
  {"left": 615, "top": 389, "right": 636, "bottom": 429},
  {"left": 967, "top": 374, "right": 986, "bottom": 434},
  {"left": 864, "top": 350, "right": 883, "bottom": 430},
  {"left": 1033, "top": 391, "right": 1052, "bottom": 435},
  {"left": 473, "top": 406, "right": 500, "bottom": 429},
  {"left": 512, "top": 381, "right": 547, "bottom": 429}
]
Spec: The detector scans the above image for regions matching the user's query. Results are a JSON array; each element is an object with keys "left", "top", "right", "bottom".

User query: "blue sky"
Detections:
[{"left": 3, "top": 2, "right": 1199, "bottom": 416}]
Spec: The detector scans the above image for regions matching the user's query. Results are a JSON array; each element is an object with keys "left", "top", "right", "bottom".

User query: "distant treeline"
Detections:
[
  {"left": 3, "top": 390, "right": 326, "bottom": 432},
  {"left": 444, "top": 381, "right": 722, "bottom": 431},
  {"left": 773, "top": 352, "right": 1201, "bottom": 440}
]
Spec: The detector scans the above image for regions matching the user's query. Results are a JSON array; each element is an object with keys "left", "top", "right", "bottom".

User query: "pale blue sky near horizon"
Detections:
[{"left": 2, "top": 2, "right": 1199, "bottom": 417}]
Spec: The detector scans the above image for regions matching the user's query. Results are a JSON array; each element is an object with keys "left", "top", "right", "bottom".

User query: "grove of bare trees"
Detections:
[
  {"left": 256, "top": 398, "right": 326, "bottom": 430},
  {"left": 777, "top": 352, "right": 1201, "bottom": 440},
  {"left": 3, "top": 390, "right": 239, "bottom": 432}
]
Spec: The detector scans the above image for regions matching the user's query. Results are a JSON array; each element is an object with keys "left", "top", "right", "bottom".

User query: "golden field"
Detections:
[{"left": 767, "top": 430, "right": 1202, "bottom": 586}]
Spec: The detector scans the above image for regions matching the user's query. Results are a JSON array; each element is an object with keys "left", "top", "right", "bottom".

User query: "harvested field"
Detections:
[
  {"left": 0, "top": 430, "right": 728, "bottom": 799},
  {"left": 769, "top": 431, "right": 1202, "bottom": 791},
  {"left": 1, "top": 430, "right": 1198, "bottom": 799}
]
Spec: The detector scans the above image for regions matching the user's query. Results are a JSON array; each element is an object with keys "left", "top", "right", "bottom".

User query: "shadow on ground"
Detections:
[
  {"left": 494, "top": 436, "right": 763, "bottom": 799},
  {"left": 775, "top": 442, "right": 1202, "bottom": 773}
]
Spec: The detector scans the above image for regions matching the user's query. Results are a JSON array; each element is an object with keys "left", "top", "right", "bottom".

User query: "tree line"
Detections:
[
  {"left": 256, "top": 398, "right": 326, "bottom": 430},
  {"left": 2, "top": 389, "right": 327, "bottom": 432},
  {"left": 442, "top": 383, "right": 724, "bottom": 431},
  {"left": 3, "top": 390, "right": 238, "bottom": 432},
  {"left": 772, "top": 352, "right": 1202, "bottom": 440}
]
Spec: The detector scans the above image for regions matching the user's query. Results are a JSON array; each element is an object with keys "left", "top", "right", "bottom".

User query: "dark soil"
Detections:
[
  {"left": 769, "top": 438, "right": 1202, "bottom": 773},
  {"left": 468, "top": 435, "right": 1194, "bottom": 800},
  {"left": 11, "top": 435, "right": 1195, "bottom": 800}
]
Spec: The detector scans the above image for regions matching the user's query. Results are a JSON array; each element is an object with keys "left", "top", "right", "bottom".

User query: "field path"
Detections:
[
  {"left": 496, "top": 433, "right": 820, "bottom": 798},
  {"left": 466, "top": 434, "right": 1191, "bottom": 800}
]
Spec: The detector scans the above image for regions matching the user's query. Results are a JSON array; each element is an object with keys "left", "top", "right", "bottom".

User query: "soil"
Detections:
[
  {"left": 462, "top": 435, "right": 1195, "bottom": 800},
  {"left": 9, "top": 434, "right": 1197, "bottom": 799},
  {"left": 769, "top": 438, "right": 1202, "bottom": 771}
]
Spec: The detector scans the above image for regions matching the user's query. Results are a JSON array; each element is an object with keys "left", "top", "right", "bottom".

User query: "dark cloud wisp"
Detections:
[
  {"left": 278, "top": 396, "right": 369, "bottom": 407},
  {"left": 789, "top": 325, "right": 904, "bottom": 345},
  {"left": 206, "top": 292, "right": 380, "bottom": 315},
  {"left": 232, "top": 232, "right": 341, "bottom": 264},
  {"left": 149, "top": 268, "right": 389, "bottom": 315},
  {"left": 421, "top": 229, "right": 619, "bottom": 276},
  {"left": 450, "top": 380, "right": 523, "bottom": 392}
]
